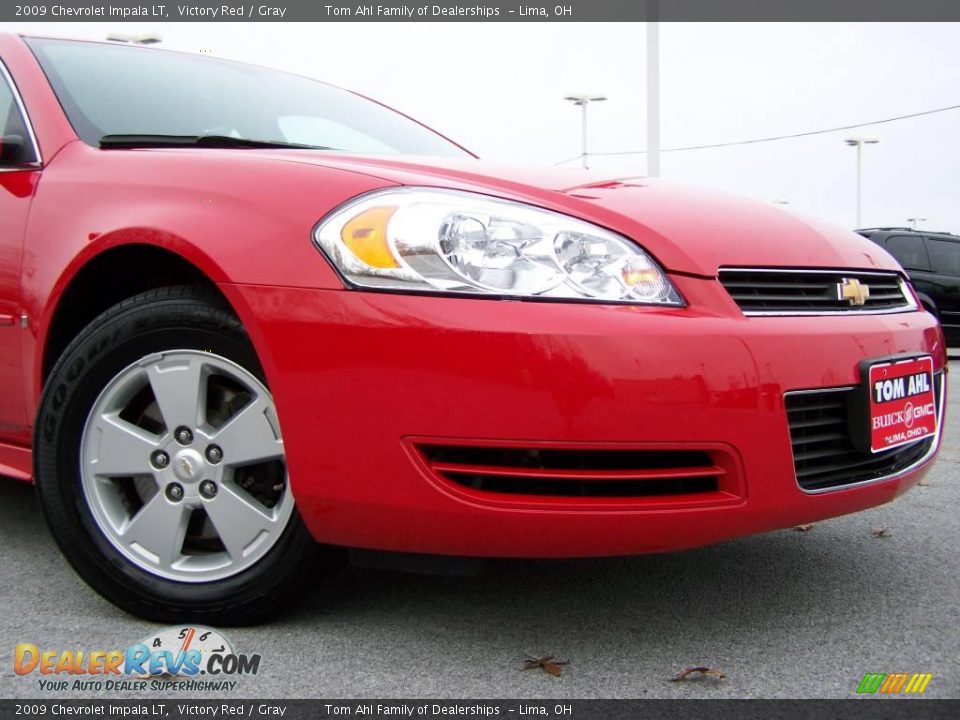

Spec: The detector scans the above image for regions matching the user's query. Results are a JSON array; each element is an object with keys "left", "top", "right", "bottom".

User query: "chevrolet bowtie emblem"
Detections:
[{"left": 838, "top": 277, "right": 871, "bottom": 306}]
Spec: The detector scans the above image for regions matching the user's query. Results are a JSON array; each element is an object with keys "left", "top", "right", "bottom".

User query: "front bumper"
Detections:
[{"left": 222, "top": 275, "right": 945, "bottom": 557}]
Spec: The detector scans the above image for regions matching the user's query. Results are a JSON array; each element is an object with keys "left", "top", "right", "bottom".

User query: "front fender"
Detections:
[{"left": 24, "top": 143, "right": 398, "bottom": 414}]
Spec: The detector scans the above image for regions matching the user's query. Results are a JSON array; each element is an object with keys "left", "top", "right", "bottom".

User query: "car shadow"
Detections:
[{"left": 287, "top": 516, "right": 903, "bottom": 650}]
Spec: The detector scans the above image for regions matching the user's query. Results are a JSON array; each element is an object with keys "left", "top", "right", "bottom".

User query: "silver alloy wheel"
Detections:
[{"left": 79, "top": 350, "right": 294, "bottom": 582}]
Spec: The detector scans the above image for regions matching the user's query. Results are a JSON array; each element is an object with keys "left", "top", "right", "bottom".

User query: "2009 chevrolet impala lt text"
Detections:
[{"left": 0, "top": 34, "right": 946, "bottom": 622}]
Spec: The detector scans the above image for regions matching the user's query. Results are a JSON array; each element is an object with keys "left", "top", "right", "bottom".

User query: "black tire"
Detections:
[{"left": 34, "top": 286, "right": 317, "bottom": 624}]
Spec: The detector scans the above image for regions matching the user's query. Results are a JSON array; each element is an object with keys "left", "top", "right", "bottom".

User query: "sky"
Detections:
[{"left": 3, "top": 21, "right": 959, "bottom": 232}]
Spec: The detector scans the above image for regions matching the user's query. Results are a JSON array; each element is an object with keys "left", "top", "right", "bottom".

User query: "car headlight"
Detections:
[{"left": 313, "top": 188, "right": 683, "bottom": 305}]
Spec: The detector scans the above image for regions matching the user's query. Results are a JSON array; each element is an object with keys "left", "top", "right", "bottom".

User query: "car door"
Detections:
[
  {"left": 0, "top": 60, "right": 40, "bottom": 439},
  {"left": 923, "top": 237, "right": 960, "bottom": 344}
]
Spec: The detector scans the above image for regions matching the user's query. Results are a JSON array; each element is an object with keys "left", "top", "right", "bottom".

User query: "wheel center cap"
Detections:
[{"left": 172, "top": 449, "right": 204, "bottom": 482}]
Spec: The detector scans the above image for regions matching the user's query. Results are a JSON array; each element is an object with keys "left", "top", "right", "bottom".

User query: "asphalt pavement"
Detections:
[{"left": 2, "top": 365, "right": 958, "bottom": 700}]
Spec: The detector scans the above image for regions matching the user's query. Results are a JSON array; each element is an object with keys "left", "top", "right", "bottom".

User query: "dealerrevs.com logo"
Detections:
[{"left": 14, "top": 626, "right": 260, "bottom": 692}]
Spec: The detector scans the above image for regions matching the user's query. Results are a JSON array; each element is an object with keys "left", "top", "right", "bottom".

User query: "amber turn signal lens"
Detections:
[
  {"left": 621, "top": 266, "right": 659, "bottom": 287},
  {"left": 340, "top": 206, "right": 399, "bottom": 268}
]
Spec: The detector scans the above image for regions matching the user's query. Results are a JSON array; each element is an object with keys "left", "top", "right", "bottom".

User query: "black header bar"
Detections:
[{"left": 3, "top": 1, "right": 960, "bottom": 23}]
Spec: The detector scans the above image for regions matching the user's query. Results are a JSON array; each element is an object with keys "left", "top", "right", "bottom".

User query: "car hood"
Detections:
[{"left": 224, "top": 150, "right": 902, "bottom": 277}]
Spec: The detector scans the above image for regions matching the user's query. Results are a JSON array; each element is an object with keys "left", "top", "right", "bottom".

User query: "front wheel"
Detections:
[{"left": 35, "top": 287, "right": 316, "bottom": 623}]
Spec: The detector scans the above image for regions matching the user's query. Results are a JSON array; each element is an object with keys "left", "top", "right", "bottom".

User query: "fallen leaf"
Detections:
[
  {"left": 671, "top": 666, "right": 726, "bottom": 682},
  {"left": 794, "top": 524, "right": 814, "bottom": 532},
  {"left": 871, "top": 527, "right": 891, "bottom": 538},
  {"left": 522, "top": 655, "right": 569, "bottom": 677},
  {"left": 918, "top": 478, "right": 931, "bottom": 486}
]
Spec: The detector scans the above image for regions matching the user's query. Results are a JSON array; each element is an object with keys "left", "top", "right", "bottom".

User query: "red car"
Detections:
[{"left": 0, "top": 34, "right": 946, "bottom": 622}]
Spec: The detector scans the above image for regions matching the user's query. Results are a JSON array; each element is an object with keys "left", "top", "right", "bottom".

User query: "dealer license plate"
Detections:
[{"left": 867, "top": 356, "right": 937, "bottom": 453}]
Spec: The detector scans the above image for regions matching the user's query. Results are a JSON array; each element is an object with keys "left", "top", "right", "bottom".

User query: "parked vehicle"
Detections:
[
  {"left": 857, "top": 227, "right": 960, "bottom": 345},
  {"left": 0, "top": 34, "right": 946, "bottom": 622}
]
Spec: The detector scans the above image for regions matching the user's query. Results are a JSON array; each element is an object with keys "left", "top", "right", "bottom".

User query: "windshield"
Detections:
[{"left": 25, "top": 37, "right": 471, "bottom": 157}]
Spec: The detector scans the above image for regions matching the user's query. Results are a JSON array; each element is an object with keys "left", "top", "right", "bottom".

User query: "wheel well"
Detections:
[{"left": 42, "top": 245, "right": 227, "bottom": 383}]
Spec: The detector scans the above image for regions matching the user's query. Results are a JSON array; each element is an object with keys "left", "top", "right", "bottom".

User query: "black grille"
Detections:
[
  {"left": 785, "top": 373, "right": 941, "bottom": 491},
  {"left": 719, "top": 269, "right": 910, "bottom": 313},
  {"left": 416, "top": 445, "right": 725, "bottom": 498}
]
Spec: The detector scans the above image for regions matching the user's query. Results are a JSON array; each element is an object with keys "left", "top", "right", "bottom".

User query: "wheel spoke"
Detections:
[
  {"left": 120, "top": 494, "right": 190, "bottom": 569},
  {"left": 204, "top": 484, "right": 278, "bottom": 560},
  {"left": 145, "top": 357, "right": 206, "bottom": 432},
  {"left": 86, "top": 414, "right": 161, "bottom": 478},
  {"left": 211, "top": 395, "right": 284, "bottom": 467}
]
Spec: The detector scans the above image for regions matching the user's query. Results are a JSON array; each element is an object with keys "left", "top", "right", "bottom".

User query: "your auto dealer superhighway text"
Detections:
[{"left": 48, "top": 5, "right": 288, "bottom": 18}]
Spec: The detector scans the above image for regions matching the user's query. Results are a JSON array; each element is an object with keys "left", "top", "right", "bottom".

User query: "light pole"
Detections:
[
  {"left": 844, "top": 137, "right": 879, "bottom": 228},
  {"left": 646, "top": 1, "right": 660, "bottom": 177},
  {"left": 564, "top": 94, "right": 606, "bottom": 169},
  {"left": 907, "top": 217, "right": 927, "bottom": 230}
]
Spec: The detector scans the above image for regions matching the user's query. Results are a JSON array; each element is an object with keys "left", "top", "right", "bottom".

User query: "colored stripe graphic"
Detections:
[
  {"left": 857, "top": 673, "right": 886, "bottom": 694},
  {"left": 904, "top": 673, "right": 933, "bottom": 694},
  {"left": 880, "top": 672, "right": 909, "bottom": 693},
  {"left": 857, "top": 672, "right": 932, "bottom": 694}
]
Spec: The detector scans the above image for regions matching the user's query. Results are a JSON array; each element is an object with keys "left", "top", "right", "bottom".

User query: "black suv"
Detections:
[{"left": 857, "top": 227, "right": 960, "bottom": 346}]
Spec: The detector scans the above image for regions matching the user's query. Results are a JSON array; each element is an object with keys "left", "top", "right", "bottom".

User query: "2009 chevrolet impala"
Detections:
[{"left": 0, "top": 34, "right": 945, "bottom": 622}]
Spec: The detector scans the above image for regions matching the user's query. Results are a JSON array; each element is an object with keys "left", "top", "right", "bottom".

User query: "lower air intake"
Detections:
[
  {"left": 785, "top": 372, "right": 941, "bottom": 492},
  {"left": 412, "top": 443, "right": 737, "bottom": 500}
]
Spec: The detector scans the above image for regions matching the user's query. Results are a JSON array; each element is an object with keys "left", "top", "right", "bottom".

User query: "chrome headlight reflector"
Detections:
[{"left": 313, "top": 189, "right": 683, "bottom": 305}]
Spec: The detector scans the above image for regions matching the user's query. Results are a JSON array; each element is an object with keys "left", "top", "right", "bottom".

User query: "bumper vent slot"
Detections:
[
  {"left": 415, "top": 445, "right": 727, "bottom": 499},
  {"left": 719, "top": 269, "right": 912, "bottom": 314},
  {"left": 785, "top": 373, "right": 941, "bottom": 492}
]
